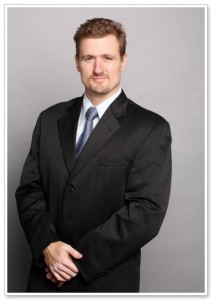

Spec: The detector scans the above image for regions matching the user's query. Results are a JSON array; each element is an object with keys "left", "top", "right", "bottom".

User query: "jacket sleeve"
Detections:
[
  {"left": 74, "top": 119, "right": 172, "bottom": 283},
  {"left": 15, "top": 114, "right": 60, "bottom": 267}
]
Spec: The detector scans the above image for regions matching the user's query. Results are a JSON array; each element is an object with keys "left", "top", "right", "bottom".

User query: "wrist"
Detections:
[{"left": 42, "top": 241, "right": 60, "bottom": 256}]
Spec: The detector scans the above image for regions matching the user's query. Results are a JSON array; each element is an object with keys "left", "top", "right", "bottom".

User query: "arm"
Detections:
[
  {"left": 74, "top": 119, "right": 172, "bottom": 283},
  {"left": 15, "top": 114, "right": 82, "bottom": 279},
  {"left": 16, "top": 114, "right": 60, "bottom": 266}
]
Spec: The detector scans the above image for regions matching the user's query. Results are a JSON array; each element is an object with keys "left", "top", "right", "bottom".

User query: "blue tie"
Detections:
[{"left": 76, "top": 107, "right": 98, "bottom": 157}]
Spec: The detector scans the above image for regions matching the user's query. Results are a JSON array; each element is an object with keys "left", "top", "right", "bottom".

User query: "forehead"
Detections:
[{"left": 78, "top": 34, "right": 120, "bottom": 56}]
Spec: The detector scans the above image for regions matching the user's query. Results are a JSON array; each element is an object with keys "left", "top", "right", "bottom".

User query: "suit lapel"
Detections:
[
  {"left": 58, "top": 97, "right": 82, "bottom": 175},
  {"left": 69, "top": 91, "right": 128, "bottom": 181}
]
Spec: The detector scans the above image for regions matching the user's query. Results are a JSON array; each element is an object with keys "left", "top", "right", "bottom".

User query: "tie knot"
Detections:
[{"left": 85, "top": 107, "right": 98, "bottom": 121}]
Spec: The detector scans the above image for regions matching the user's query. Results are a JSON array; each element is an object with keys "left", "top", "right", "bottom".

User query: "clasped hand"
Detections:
[{"left": 43, "top": 241, "right": 83, "bottom": 288}]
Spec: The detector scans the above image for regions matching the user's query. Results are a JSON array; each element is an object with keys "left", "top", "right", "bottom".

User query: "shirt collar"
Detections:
[{"left": 79, "top": 88, "right": 122, "bottom": 125}]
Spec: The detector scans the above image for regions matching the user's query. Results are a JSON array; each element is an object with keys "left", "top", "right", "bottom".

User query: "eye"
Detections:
[
  {"left": 84, "top": 56, "right": 94, "bottom": 63},
  {"left": 104, "top": 56, "right": 113, "bottom": 62}
]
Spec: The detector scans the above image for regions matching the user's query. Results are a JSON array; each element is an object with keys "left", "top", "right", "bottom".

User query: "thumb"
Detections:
[{"left": 65, "top": 244, "right": 83, "bottom": 259}]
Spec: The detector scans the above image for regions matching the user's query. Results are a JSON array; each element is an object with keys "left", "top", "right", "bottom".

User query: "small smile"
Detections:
[{"left": 92, "top": 76, "right": 108, "bottom": 82}]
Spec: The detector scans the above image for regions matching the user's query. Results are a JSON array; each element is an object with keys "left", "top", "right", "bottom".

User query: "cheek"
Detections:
[
  {"left": 80, "top": 68, "right": 91, "bottom": 80},
  {"left": 110, "top": 67, "right": 121, "bottom": 80}
]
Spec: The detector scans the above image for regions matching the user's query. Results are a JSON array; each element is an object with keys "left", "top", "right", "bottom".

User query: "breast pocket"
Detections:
[
  {"left": 97, "top": 158, "right": 131, "bottom": 196},
  {"left": 97, "top": 158, "right": 130, "bottom": 167}
]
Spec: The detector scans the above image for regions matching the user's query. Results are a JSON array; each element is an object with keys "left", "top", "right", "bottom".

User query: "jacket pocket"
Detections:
[{"left": 97, "top": 158, "right": 130, "bottom": 166}]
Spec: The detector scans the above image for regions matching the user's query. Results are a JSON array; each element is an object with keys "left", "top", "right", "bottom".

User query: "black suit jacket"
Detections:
[{"left": 16, "top": 91, "right": 172, "bottom": 293}]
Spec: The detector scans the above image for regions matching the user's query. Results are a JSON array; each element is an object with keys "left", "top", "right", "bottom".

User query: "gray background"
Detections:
[{"left": 7, "top": 7, "right": 205, "bottom": 293}]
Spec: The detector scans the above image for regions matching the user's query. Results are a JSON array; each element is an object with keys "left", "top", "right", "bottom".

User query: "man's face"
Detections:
[{"left": 75, "top": 34, "right": 127, "bottom": 102}]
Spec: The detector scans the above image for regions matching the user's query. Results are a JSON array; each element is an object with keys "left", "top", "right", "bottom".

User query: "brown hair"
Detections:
[{"left": 74, "top": 18, "right": 127, "bottom": 58}]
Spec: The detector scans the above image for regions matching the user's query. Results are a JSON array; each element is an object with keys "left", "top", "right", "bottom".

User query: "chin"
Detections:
[{"left": 90, "top": 85, "right": 110, "bottom": 95}]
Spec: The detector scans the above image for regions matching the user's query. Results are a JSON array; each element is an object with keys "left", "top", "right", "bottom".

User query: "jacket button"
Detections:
[{"left": 69, "top": 185, "right": 75, "bottom": 191}]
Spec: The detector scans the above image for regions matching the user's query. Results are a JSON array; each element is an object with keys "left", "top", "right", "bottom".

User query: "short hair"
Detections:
[{"left": 74, "top": 18, "right": 127, "bottom": 58}]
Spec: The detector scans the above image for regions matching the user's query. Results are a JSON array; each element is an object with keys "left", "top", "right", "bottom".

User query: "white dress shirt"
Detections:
[{"left": 76, "top": 88, "right": 122, "bottom": 144}]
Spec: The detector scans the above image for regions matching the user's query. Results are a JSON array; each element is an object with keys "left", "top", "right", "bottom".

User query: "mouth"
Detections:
[{"left": 91, "top": 76, "right": 109, "bottom": 83}]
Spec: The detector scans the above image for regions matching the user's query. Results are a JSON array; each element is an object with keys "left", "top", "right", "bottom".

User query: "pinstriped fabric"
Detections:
[{"left": 76, "top": 107, "right": 98, "bottom": 157}]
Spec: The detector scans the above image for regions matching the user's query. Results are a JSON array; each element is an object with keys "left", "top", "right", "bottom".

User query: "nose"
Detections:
[{"left": 93, "top": 58, "right": 104, "bottom": 75}]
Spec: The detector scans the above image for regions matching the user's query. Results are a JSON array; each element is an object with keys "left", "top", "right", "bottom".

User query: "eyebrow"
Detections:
[{"left": 80, "top": 54, "right": 116, "bottom": 59}]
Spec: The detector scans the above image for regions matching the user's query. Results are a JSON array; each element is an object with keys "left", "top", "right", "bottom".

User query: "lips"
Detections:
[{"left": 91, "top": 76, "right": 109, "bottom": 83}]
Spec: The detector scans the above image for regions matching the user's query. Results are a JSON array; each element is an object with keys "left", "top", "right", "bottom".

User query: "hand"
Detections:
[
  {"left": 45, "top": 266, "right": 65, "bottom": 288},
  {"left": 43, "top": 241, "right": 83, "bottom": 283}
]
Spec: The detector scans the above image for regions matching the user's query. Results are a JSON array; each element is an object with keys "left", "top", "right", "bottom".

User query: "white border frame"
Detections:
[{"left": 4, "top": 3, "right": 208, "bottom": 297}]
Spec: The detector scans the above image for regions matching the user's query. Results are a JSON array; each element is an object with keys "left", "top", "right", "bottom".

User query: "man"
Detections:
[{"left": 16, "top": 18, "right": 172, "bottom": 293}]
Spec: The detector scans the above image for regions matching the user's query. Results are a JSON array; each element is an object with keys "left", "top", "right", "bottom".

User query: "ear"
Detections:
[
  {"left": 75, "top": 55, "right": 80, "bottom": 72},
  {"left": 121, "top": 53, "right": 127, "bottom": 71}
]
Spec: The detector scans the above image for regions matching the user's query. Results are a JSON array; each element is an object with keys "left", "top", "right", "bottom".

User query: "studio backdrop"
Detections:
[{"left": 7, "top": 5, "right": 206, "bottom": 293}]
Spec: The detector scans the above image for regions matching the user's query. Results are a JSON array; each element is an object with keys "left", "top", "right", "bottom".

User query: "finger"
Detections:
[
  {"left": 57, "top": 281, "right": 65, "bottom": 288},
  {"left": 53, "top": 264, "right": 79, "bottom": 282},
  {"left": 54, "top": 269, "right": 72, "bottom": 281},
  {"left": 50, "top": 261, "right": 78, "bottom": 277},
  {"left": 59, "top": 264, "right": 78, "bottom": 278},
  {"left": 52, "top": 256, "right": 79, "bottom": 274},
  {"left": 50, "top": 265, "right": 74, "bottom": 282},
  {"left": 46, "top": 272, "right": 53, "bottom": 280},
  {"left": 59, "top": 260, "right": 79, "bottom": 275},
  {"left": 51, "top": 271, "right": 67, "bottom": 282},
  {"left": 65, "top": 245, "right": 83, "bottom": 259},
  {"left": 48, "top": 266, "right": 68, "bottom": 282},
  {"left": 46, "top": 271, "right": 60, "bottom": 285}
]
